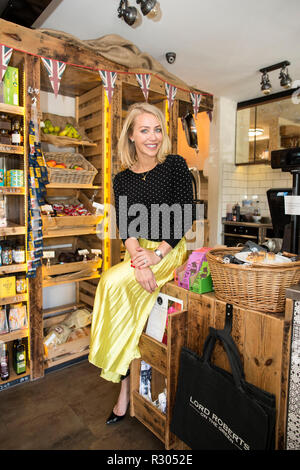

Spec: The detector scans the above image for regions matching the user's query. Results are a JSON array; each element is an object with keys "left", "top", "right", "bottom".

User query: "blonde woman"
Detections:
[{"left": 89, "top": 102, "right": 195, "bottom": 424}]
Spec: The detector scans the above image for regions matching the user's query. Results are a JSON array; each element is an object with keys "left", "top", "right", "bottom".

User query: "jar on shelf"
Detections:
[
  {"left": 11, "top": 119, "right": 21, "bottom": 146},
  {"left": 16, "top": 275, "right": 27, "bottom": 294},
  {"left": 13, "top": 245, "right": 25, "bottom": 264},
  {"left": 0, "top": 128, "right": 11, "bottom": 145},
  {"left": 0, "top": 113, "right": 11, "bottom": 131},
  {"left": 2, "top": 241, "right": 13, "bottom": 265}
]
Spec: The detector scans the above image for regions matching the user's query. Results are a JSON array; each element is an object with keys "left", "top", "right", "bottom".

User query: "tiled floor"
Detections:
[{"left": 0, "top": 360, "right": 164, "bottom": 450}]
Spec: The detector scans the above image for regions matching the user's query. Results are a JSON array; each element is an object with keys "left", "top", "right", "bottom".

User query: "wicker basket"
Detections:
[
  {"left": 206, "top": 247, "right": 300, "bottom": 313},
  {"left": 45, "top": 152, "right": 97, "bottom": 185}
]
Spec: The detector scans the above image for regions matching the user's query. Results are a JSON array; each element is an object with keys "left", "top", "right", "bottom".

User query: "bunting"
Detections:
[
  {"left": 41, "top": 58, "right": 66, "bottom": 97},
  {"left": 190, "top": 92, "right": 202, "bottom": 119},
  {"left": 135, "top": 73, "right": 151, "bottom": 101},
  {"left": 165, "top": 82, "right": 177, "bottom": 110},
  {"left": 99, "top": 70, "right": 117, "bottom": 104},
  {"left": 0, "top": 44, "right": 13, "bottom": 81}
]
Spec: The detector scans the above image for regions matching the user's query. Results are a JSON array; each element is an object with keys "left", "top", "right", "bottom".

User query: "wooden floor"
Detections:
[{"left": 0, "top": 360, "right": 165, "bottom": 450}]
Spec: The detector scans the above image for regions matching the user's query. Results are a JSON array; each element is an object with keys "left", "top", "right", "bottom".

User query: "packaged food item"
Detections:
[
  {"left": 43, "top": 323, "right": 71, "bottom": 351},
  {"left": 0, "top": 195, "right": 7, "bottom": 227},
  {"left": 16, "top": 275, "right": 26, "bottom": 294},
  {"left": 62, "top": 308, "right": 92, "bottom": 329},
  {"left": 0, "top": 169, "right": 4, "bottom": 187},
  {"left": 8, "top": 303, "right": 27, "bottom": 331},
  {"left": 0, "top": 307, "right": 9, "bottom": 334},
  {"left": 6, "top": 169, "right": 24, "bottom": 187},
  {"left": 1, "top": 241, "right": 13, "bottom": 265},
  {"left": 13, "top": 245, "right": 25, "bottom": 264},
  {"left": 2, "top": 66, "right": 19, "bottom": 106},
  {"left": 139, "top": 361, "right": 152, "bottom": 402},
  {"left": 0, "top": 275, "right": 16, "bottom": 297}
]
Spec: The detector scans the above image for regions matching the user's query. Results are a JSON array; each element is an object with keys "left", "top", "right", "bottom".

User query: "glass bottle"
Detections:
[
  {"left": 13, "top": 339, "right": 26, "bottom": 375},
  {"left": 0, "top": 343, "right": 10, "bottom": 381},
  {"left": 11, "top": 120, "right": 21, "bottom": 146}
]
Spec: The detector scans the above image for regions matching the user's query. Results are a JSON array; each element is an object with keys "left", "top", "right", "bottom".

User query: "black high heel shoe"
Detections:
[
  {"left": 106, "top": 410, "right": 126, "bottom": 425},
  {"left": 106, "top": 369, "right": 130, "bottom": 425}
]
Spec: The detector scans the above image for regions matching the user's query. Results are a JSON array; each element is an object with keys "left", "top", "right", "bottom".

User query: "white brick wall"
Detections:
[{"left": 221, "top": 163, "right": 292, "bottom": 218}]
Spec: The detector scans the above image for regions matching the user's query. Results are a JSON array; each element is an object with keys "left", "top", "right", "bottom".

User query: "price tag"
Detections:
[
  {"left": 284, "top": 195, "right": 300, "bottom": 215},
  {"left": 43, "top": 251, "right": 55, "bottom": 258},
  {"left": 92, "top": 202, "right": 104, "bottom": 213}
]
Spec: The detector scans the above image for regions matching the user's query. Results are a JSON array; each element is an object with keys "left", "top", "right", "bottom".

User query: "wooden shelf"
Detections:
[
  {"left": 0, "top": 328, "right": 28, "bottom": 343},
  {"left": 0, "top": 103, "right": 25, "bottom": 116},
  {"left": 43, "top": 272, "right": 100, "bottom": 287},
  {"left": 43, "top": 226, "right": 101, "bottom": 238},
  {"left": 0, "top": 222, "right": 26, "bottom": 236},
  {"left": 0, "top": 293, "right": 28, "bottom": 306},
  {"left": 46, "top": 183, "right": 101, "bottom": 189},
  {"left": 0, "top": 263, "right": 27, "bottom": 275},
  {"left": 0, "top": 144, "right": 24, "bottom": 155},
  {"left": 41, "top": 136, "right": 96, "bottom": 147},
  {"left": 0, "top": 367, "right": 30, "bottom": 392},
  {"left": 0, "top": 187, "right": 25, "bottom": 195}
]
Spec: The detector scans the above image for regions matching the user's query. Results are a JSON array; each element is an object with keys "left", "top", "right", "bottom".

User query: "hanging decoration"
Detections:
[
  {"left": 135, "top": 73, "right": 151, "bottom": 101},
  {"left": 165, "top": 82, "right": 177, "bottom": 110},
  {"left": 190, "top": 92, "right": 202, "bottom": 119},
  {"left": 207, "top": 110, "right": 213, "bottom": 122},
  {"left": 41, "top": 57, "right": 66, "bottom": 97},
  {"left": 27, "top": 87, "right": 49, "bottom": 278},
  {"left": 0, "top": 44, "right": 13, "bottom": 80},
  {"left": 99, "top": 70, "right": 117, "bottom": 104}
]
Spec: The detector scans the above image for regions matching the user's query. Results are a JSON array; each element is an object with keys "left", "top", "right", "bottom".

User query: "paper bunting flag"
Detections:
[
  {"left": 136, "top": 73, "right": 151, "bottom": 101},
  {"left": 207, "top": 110, "right": 213, "bottom": 122},
  {"left": 0, "top": 44, "right": 13, "bottom": 81},
  {"left": 165, "top": 82, "right": 177, "bottom": 110},
  {"left": 41, "top": 58, "right": 66, "bottom": 97},
  {"left": 190, "top": 92, "right": 202, "bottom": 119},
  {"left": 99, "top": 70, "right": 117, "bottom": 104}
]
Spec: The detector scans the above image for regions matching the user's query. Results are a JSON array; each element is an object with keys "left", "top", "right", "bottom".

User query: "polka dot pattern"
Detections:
[{"left": 113, "top": 154, "right": 195, "bottom": 248}]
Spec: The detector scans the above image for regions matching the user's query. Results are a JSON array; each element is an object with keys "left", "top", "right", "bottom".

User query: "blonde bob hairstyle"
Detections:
[{"left": 118, "top": 102, "right": 171, "bottom": 169}]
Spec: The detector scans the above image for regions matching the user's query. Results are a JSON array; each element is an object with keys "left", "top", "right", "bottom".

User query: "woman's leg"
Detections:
[{"left": 113, "top": 374, "right": 130, "bottom": 416}]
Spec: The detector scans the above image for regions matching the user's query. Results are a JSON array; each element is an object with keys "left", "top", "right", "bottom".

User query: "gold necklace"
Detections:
[{"left": 141, "top": 170, "right": 150, "bottom": 181}]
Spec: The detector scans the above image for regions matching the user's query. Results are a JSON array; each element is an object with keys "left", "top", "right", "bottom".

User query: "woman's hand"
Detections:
[
  {"left": 131, "top": 247, "right": 160, "bottom": 269},
  {"left": 134, "top": 266, "right": 158, "bottom": 293}
]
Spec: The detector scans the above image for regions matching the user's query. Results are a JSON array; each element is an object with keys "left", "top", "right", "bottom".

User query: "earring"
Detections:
[{"left": 131, "top": 139, "right": 134, "bottom": 143}]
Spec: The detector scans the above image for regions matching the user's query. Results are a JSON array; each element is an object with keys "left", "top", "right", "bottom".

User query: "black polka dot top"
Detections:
[{"left": 113, "top": 154, "right": 195, "bottom": 248}]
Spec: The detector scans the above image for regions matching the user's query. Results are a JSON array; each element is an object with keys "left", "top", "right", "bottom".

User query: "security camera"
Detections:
[{"left": 166, "top": 52, "right": 176, "bottom": 64}]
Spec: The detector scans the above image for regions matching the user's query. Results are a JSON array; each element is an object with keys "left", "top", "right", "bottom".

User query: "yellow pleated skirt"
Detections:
[{"left": 88, "top": 237, "right": 187, "bottom": 383}]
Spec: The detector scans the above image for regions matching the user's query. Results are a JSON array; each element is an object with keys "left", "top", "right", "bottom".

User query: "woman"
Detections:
[{"left": 89, "top": 102, "right": 195, "bottom": 424}]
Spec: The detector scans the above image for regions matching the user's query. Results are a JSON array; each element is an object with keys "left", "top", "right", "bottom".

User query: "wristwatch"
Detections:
[{"left": 154, "top": 249, "right": 163, "bottom": 260}]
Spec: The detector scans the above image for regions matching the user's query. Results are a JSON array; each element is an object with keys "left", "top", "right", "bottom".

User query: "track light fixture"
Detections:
[
  {"left": 118, "top": 0, "right": 159, "bottom": 26},
  {"left": 259, "top": 61, "right": 292, "bottom": 95}
]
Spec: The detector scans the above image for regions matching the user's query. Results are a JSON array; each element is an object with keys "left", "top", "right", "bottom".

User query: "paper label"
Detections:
[
  {"left": 43, "top": 251, "right": 55, "bottom": 258},
  {"left": 284, "top": 195, "right": 300, "bottom": 215},
  {"left": 145, "top": 293, "right": 183, "bottom": 342}
]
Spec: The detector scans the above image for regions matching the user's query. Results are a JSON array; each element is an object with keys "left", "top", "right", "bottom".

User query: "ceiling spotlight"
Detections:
[
  {"left": 118, "top": 0, "right": 138, "bottom": 26},
  {"left": 279, "top": 65, "right": 292, "bottom": 89},
  {"left": 260, "top": 71, "right": 272, "bottom": 95},
  {"left": 137, "top": 0, "right": 157, "bottom": 16}
]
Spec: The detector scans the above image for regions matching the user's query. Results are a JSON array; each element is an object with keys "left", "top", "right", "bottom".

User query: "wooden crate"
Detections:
[
  {"left": 43, "top": 309, "right": 91, "bottom": 368},
  {"left": 187, "top": 287, "right": 292, "bottom": 450}
]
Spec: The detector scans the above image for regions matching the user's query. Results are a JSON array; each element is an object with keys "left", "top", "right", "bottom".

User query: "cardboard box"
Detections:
[
  {"left": 0, "top": 276, "right": 16, "bottom": 298},
  {"left": 0, "top": 66, "right": 19, "bottom": 106}
]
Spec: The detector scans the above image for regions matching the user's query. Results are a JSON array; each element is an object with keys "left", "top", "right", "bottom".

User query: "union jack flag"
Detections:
[
  {"left": 165, "top": 82, "right": 177, "bottom": 110},
  {"left": 41, "top": 58, "right": 66, "bottom": 97},
  {"left": 0, "top": 44, "right": 13, "bottom": 81},
  {"left": 99, "top": 70, "right": 117, "bottom": 104},
  {"left": 190, "top": 92, "right": 202, "bottom": 119},
  {"left": 135, "top": 73, "right": 151, "bottom": 101}
]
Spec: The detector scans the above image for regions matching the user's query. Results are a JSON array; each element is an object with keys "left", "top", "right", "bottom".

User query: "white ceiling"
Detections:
[{"left": 33, "top": 0, "right": 300, "bottom": 103}]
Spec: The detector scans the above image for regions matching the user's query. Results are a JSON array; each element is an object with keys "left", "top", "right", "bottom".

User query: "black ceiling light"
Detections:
[
  {"left": 136, "top": 0, "right": 157, "bottom": 16},
  {"left": 279, "top": 63, "right": 292, "bottom": 89},
  {"left": 260, "top": 71, "right": 272, "bottom": 95},
  {"left": 118, "top": 0, "right": 159, "bottom": 26},
  {"left": 259, "top": 61, "right": 292, "bottom": 95},
  {"left": 118, "top": 0, "right": 138, "bottom": 26}
]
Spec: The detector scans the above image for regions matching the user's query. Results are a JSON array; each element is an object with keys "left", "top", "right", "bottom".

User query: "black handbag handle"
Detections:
[{"left": 202, "top": 327, "right": 245, "bottom": 390}]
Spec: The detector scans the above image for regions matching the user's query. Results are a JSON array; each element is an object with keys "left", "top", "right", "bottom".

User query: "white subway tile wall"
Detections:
[{"left": 221, "top": 163, "right": 292, "bottom": 218}]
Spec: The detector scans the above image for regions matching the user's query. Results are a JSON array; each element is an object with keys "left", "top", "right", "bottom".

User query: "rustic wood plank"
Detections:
[
  {"left": 138, "top": 333, "right": 167, "bottom": 376},
  {"left": 132, "top": 391, "right": 166, "bottom": 443}
]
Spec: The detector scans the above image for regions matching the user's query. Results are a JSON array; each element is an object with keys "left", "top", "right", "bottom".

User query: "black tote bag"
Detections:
[{"left": 170, "top": 327, "right": 276, "bottom": 450}]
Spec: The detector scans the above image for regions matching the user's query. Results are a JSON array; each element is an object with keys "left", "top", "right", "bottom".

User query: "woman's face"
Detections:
[{"left": 130, "top": 112, "right": 163, "bottom": 161}]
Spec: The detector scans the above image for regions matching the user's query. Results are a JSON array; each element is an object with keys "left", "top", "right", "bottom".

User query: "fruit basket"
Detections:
[
  {"left": 41, "top": 112, "right": 94, "bottom": 147},
  {"left": 206, "top": 247, "right": 300, "bottom": 313},
  {"left": 45, "top": 152, "right": 97, "bottom": 185}
]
